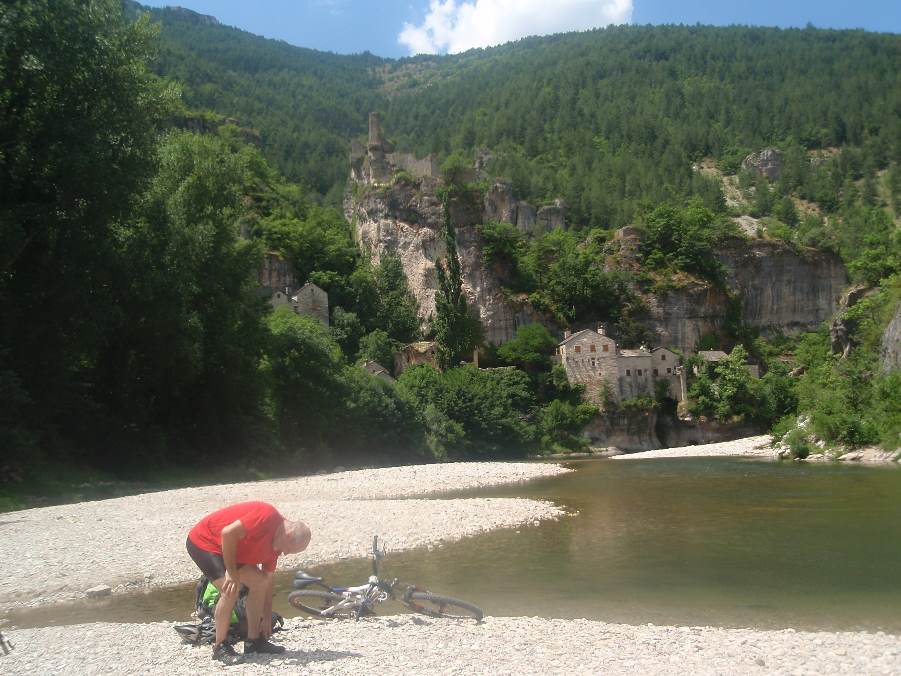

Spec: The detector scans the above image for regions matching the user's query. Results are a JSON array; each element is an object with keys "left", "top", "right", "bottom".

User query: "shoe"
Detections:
[
  {"left": 244, "top": 637, "right": 286, "bottom": 654},
  {"left": 212, "top": 641, "right": 245, "bottom": 666}
]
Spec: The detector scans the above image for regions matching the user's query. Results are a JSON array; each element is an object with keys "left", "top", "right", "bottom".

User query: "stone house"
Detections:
[
  {"left": 268, "top": 280, "right": 329, "bottom": 327},
  {"left": 361, "top": 360, "right": 394, "bottom": 382},
  {"left": 555, "top": 325, "right": 683, "bottom": 406},
  {"left": 291, "top": 282, "right": 329, "bottom": 327}
]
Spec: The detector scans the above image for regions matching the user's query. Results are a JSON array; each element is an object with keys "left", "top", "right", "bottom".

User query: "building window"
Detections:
[
  {"left": 590, "top": 358, "right": 596, "bottom": 367},
  {"left": 653, "top": 369, "right": 659, "bottom": 376},
  {"left": 590, "top": 344, "right": 596, "bottom": 353},
  {"left": 626, "top": 369, "right": 631, "bottom": 376},
  {"left": 661, "top": 354, "right": 666, "bottom": 361},
  {"left": 603, "top": 344, "right": 609, "bottom": 352},
  {"left": 574, "top": 345, "right": 581, "bottom": 354},
  {"left": 637, "top": 369, "right": 643, "bottom": 376},
  {"left": 666, "top": 368, "right": 672, "bottom": 374}
]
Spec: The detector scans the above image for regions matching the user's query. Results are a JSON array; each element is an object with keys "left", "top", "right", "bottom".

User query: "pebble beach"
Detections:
[{"left": 2, "top": 441, "right": 899, "bottom": 675}]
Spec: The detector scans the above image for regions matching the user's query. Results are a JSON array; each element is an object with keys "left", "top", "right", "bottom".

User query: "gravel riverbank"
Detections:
[
  {"left": 612, "top": 436, "right": 774, "bottom": 460},
  {"left": 0, "top": 462, "right": 569, "bottom": 612},
  {"left": 4, "top": 616, "right": 899, "bottom": 675}
]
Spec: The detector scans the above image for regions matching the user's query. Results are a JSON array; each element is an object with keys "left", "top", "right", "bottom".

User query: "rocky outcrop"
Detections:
[
  {"left": 347, "top": 179, "right": 547, "bottom": 345},
  {"left": 881, "top": 301, "right": 901, "bottom": 372},
  {"left": 644, "top": 282, "right": 731, "bottom": 355},
  {"left": 655, "top": 416, "right": 762, "bottom": 448},
  {"left": 584, "top": 410, "right": 661, "bottom": 451},
  {"left": 482, "top": 181, "right": 545, "bottom": 235},
  {"left": 716, "top": 239, "right": 847, "bottom": 336},
  {"left": 742, "top": 148, "right": 784, "bottom": 181}
]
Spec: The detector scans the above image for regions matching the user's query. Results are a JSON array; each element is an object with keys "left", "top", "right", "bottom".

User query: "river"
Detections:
[{"left": 8, "top": 457, "right": 901, "bottom": 632}]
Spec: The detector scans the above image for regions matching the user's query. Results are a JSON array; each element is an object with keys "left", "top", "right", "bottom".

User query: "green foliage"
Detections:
[
  {"left": 261, "top": 308, "right": 346, "bottom": 448},
  {"left": 372, "top": 254, "right": 421, "bottom": 344},
  {"left": 479, "top": 221, "right": 524, "bottom": 268},
  {"left": 357, "top": 329, "right": 398, "bottom": 375},
  {"left": 639, "top": 202, "right": 728, "bottom": 283},
  {"left": 1, "top": 0, "right": 177, "bottom": 460},
  {"left": 433, "top": 196, "right": 483, "bottom": 368},
  {"left": 517, "top": 229, "right": 642, "bottom": 327},
  {"left": 534, "top": 399, "right": 598, "bottom": 453},
  {"left": 497, "top": 323, "right": 558, "bottom": 372},
  {"left": 396, "top": 364, "right": 534, "bottom": 458},
  {"left": 440, "top": 150, "right": 473, "bottom": 188},
  {"left": 788, "top": 279, "right": 901, "bottom": 450}
]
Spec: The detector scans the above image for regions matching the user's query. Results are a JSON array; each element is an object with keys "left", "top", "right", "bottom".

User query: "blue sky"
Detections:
[{"left": 141, "top": 0, "right": 901, "bottom": 57}]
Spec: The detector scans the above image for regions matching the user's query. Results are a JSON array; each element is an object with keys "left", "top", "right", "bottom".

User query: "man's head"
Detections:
[{"left": 274, "top": 519, "right": 311, "bottom": 555}]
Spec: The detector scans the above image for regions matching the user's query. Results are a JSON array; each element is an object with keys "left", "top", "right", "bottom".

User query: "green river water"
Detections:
[{"left": 7, "top": 457, "right": 901, "bottom": 631}]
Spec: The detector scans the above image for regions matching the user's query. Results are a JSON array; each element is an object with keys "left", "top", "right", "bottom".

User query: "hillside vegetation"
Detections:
[{"left": 1, "top": 2, "right": 898, "bottom": 505}]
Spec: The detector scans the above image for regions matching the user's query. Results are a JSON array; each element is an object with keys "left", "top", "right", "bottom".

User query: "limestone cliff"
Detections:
[
  {"left": 346, "top": 130, "right": 846, "bottom": 351},
  {"left": 345, "top": 177, "right": 546, "bottom": 344},
  {"left": 716, "top": 239, "right": 847, "bottom": 335}
]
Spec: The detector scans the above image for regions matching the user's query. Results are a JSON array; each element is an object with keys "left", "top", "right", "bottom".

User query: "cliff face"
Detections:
[
  {"left": 717, "top": 239, "right": 847, "bottom": 335},
  {"left": 347, "top": 170, "right": 847, "bottom": 351},
  {"left": 346, "top": 179, "right": 545, "bottom": 344}
]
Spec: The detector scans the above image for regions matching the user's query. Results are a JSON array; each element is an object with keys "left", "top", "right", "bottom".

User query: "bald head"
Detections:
[{"left": 275, "top": 520, "right": 311, "bottom": 555}]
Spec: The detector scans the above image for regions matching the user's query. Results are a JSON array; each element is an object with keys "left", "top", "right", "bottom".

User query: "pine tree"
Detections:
[{"left": 433, "top": 193, "right": 482, "bottom": 369}]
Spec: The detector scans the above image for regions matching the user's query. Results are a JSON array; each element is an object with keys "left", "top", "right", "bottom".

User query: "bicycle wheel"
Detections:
[
  {"left": 287, "top": 590, "right": 355, "bottom": 618},
  {"left": 404, "top": 592, "right": 483, "bottom": 621}
]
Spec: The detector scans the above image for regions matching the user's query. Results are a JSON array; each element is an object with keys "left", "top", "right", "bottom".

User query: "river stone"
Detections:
[{"left": 85, "top": 585, "right": 111, "bottom": 598}]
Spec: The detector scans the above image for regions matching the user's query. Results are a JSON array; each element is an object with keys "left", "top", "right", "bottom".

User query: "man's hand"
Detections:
[{"left": 222, "top": 569, "right": 241, "bottom": 597}]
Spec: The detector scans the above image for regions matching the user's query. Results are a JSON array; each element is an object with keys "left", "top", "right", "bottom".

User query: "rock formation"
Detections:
[
  {"left": 346, "top": 122, "right": 847, "bottom": 351},
  {"left": 742, "top": 148, "right": 784, "bottom": 181}
]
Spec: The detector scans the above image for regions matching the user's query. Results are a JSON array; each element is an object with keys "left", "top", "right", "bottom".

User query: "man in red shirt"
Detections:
[{"left": 186, "top": 501, "right": 311, "bottom": 665}]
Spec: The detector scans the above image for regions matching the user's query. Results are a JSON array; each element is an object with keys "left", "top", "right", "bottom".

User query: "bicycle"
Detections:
[{"left": 288, "top": 536, "right": 483, "bottom": 622}]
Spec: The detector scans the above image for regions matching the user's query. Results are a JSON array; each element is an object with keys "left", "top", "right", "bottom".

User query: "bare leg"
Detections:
[
  {"left": 209, "top": 575, "right": 238, "bottom": 646},
  {"left": 236, "top": 565, "right": 268, "bottom": 641}
]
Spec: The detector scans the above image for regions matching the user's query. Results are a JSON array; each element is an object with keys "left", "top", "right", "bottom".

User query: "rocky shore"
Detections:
[
  {"left": 4, "top": 616, "right": 900, "bottom": 675},
  {"left": 0, "top": 462, "right": 569, "bottom": 612}
]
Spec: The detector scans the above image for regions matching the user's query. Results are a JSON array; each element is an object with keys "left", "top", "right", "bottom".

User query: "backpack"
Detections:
[{"left": 174, "top": 575, "right": 284, "bottom": 645}]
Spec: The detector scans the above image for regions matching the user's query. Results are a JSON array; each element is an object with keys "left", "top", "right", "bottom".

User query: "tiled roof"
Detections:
[{"left": 698, "top": 350, "right": 728, "bottom": 361}]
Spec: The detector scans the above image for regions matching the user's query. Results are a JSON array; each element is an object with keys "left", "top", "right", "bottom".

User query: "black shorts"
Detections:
[{"left": 186, "top": 537, "right": 227, "bottom": 581}]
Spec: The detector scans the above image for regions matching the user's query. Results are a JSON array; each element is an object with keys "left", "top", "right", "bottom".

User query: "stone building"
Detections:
[
  {"left": 291, "top": 282, "right": 329, "bottom": 326},
  {"left": 556, "top": 325, "right": 682, "bottom": 406},
  {"left": 361, "top": 360, "right": 394, "bottom": 382}
]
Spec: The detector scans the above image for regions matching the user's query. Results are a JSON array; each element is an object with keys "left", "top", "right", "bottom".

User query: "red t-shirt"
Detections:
[{"left": 188, "top": 501, "right": 284, "bottom": 573}]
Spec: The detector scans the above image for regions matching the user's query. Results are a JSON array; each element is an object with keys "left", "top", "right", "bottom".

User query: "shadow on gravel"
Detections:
[{"left": 245, "top": 649, "right": 362, "bottom": 665}]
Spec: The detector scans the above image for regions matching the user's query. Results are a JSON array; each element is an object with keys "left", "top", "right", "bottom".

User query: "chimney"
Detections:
[
  {"left": 563, "top": 329, "right": 571, "bottom": 340},
  {"left": 597, "top": 323, "right": 606, "bottom": 336}
]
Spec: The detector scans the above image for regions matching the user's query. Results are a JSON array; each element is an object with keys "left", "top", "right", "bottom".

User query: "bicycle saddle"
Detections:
[{"left": 293, "top": 571, "right": 323, "bottom": 588}]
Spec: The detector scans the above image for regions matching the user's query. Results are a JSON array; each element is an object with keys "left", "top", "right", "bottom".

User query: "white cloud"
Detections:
[{"left": 398, "top": 0, "right": 633, "bottom": 55}]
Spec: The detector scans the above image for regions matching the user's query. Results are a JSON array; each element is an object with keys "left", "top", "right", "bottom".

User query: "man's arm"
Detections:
[{"left": 220, "top": 519, "right": 246, "bottom": 595}]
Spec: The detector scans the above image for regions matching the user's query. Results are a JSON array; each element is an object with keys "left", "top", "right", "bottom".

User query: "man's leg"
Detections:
[
  {"left": 209, "top": 575, "right": 239, "bottom": 646},
  {"left": 234, "top": 565, "right": 268, "bottom": 641}
]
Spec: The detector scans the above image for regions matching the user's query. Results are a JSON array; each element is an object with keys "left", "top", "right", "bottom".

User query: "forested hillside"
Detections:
[{"left": 1, "top": 1, "right": 898, "bottom": 505}]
